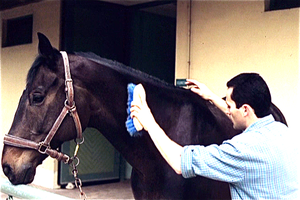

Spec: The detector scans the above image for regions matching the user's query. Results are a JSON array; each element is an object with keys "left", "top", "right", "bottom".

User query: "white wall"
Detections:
[
  {"left": 176, "top": 0, "right": 300, "bottom": 133},
  {"left": 1, "top": 0, "right": 299, "bottom": 189},
  {"left": 0, "top": 0, "right": 61, "bottom": 189}
]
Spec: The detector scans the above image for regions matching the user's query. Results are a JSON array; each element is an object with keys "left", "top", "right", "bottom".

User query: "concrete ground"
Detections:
[
  {"left": 1, "top": 179, "right": 134, "bottom": 200},
  {"left": 49, "top": 180, "right": 134, "bottom": 199}
]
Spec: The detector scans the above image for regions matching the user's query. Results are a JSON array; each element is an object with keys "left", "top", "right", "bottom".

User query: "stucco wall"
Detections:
[
  {"left": 0, "top": 0, "right": 61, "bottom": 188},
  {"left": 1, "top": 0, "right": 299, "bottom": 189},
  {"left": 176, "top": 0, "right": 299, "bottom": 132}
]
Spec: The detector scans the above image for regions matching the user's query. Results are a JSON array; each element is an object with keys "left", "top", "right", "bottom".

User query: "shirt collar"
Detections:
[{"left": 244, "top": 114, "right": 275, "bottom": 133}]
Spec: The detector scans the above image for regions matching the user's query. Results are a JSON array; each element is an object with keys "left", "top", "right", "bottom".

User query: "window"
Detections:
[
  {"left": 266, "top": 0, "right": 300, "bottom": 11},
  {"left": 2, "top": 15, "right": 33, "bottom": 47}
]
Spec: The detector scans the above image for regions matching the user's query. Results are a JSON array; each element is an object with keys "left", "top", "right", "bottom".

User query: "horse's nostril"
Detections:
[
  {"left": 2, "top": 163, "right": 12, "bottom": 177},
  {"left": 2, "top": 163, "right": 17, "bottom": 184},
  {"left": 21, "top": 164, "right": 35, "bottom": 184}
]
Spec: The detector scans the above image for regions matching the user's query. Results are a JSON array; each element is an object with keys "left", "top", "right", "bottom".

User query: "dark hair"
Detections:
[{"left": 226, "top": 73, "right": 271, "bottom": 118}]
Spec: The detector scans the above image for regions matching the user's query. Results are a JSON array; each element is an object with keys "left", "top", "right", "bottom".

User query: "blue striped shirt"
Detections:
[{"left": 181, "top": 115, "right": 299, "bottom": 199}]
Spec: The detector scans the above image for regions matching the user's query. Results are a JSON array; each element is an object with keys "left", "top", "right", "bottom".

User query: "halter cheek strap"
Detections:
[
  {"left": 43, "top": 51, "right": 83, "bottom": 146},
  {"left": 3, "top": 51, "right": 83, "bottom": 163}
]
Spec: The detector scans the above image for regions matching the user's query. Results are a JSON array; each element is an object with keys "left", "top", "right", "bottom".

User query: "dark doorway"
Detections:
[
  {"left": 59, "top": 0, "right": 176, "bottom": 185},
  {"left": 61, "top": 0, "right": 176, "bottom": 83}
]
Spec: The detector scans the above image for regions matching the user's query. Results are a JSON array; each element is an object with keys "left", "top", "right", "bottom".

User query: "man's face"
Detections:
[{"left": 226, "top": 88, "right": 246, "bottom": 130}]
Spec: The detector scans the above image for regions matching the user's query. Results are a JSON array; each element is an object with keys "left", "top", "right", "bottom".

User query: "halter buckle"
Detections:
[{"left": 38, "top": 142, "right": 49, "bottom": 154}]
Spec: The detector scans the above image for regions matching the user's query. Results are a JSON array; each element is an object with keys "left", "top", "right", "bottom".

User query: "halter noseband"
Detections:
[{"left": 3, "top": 51, "right": 83, "bottom": 164}]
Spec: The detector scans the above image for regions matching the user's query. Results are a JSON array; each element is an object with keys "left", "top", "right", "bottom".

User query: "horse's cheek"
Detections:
[
  {"left": 24, "top": 100, "right": 53, "bottom": 134},
  {"left": 22, "top": 108, "right": 41, "bottom": 132}
]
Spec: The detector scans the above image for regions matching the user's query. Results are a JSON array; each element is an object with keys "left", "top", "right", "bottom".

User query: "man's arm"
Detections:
[
  {"left": 185, "top": 79, "right": 229, "bottom": 116},
  {"left": 146, "top": 122, "right": 183, "bottom": 174}
]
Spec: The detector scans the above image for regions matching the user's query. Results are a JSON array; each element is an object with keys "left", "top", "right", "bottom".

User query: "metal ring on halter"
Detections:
[
  {"left": 38, "top": 142, "right": 49, "bottom": 154},
  {"left": 70, "top": 156, "right": 80, "bottom": 167},
  {"left": 64, "top": 99, "right": 76, "bottom": 111},
  {"left": 74, "top": 137, "right": 84, "bottom": 145}
]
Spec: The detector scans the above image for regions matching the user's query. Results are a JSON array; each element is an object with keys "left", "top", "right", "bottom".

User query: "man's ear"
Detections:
[{"left": 242, "top": 104, "right": 255, "bottom": 117}]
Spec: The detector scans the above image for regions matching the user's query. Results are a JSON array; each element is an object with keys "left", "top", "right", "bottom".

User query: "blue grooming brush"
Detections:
[{"left": 126, "top": 83, "right": 143, "bottom": 137}]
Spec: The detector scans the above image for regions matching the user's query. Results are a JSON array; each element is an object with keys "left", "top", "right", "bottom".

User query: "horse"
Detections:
[{"left": 2, "top": 33, "right": 287, "bottom": 199}]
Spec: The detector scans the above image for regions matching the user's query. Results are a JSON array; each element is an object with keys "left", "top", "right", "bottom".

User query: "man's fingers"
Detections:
[
  {"left": 185, "top": 80, "right": 201, "bottom": 90},
  {"left": 186, "top": 79, "right": 199, "bottom": 85},
  {"left": 131, "top": 100, "right": 141, "bottom": 109},
  {"left": 130, "top": 108, "right": 138, "bottom": 119},
  {"left": 190, "top": 87, "right": 201, "bottom": 95}
]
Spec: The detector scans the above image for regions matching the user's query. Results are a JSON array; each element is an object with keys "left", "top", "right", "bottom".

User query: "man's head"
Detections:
[{"left": 225, "top": 73, "right": 271, "bottom": 130}]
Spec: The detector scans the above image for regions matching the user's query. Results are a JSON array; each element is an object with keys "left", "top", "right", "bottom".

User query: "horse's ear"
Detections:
[
  {"left": 37, "top": 32, "right": 55, "bottom": 58},
  {"left": 37, "top": 32, "right": 59, "bottom": 69}
]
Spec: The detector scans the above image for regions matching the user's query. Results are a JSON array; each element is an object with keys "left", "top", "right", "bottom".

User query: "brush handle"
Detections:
[
  {"left": 133, "top": 117, "right": 143, "bottom": 131},
  {"left": 133, "top": 84, "right": 146, "bottom": 131}
]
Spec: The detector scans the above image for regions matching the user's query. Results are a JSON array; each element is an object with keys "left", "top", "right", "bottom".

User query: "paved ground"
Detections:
[
  {"left": 1, "top": 179, "right": 134, "bottom": 200},
  {"left": 50, "top": 180, "right": 134, "bottom": 199}
]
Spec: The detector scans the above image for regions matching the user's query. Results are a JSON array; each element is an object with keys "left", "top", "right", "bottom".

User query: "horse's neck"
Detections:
[{"left": 71, "top": 59, "right": 153, "bottom": 168}]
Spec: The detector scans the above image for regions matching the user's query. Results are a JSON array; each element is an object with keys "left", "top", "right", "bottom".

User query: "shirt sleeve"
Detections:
[{"left": 181, "top": 141, "right": 245, "bottom": 183}]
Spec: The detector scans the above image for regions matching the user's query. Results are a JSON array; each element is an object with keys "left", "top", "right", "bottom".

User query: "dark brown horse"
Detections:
[{"left": 2, "top": 33, "right": 287, "bottom": 199}]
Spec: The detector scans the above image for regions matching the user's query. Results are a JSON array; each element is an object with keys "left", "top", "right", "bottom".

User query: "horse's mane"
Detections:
[{"left": 75, "top": 52, "right": 179, "bottom": 90}]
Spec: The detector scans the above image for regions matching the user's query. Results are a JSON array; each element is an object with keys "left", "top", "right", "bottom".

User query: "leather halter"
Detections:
[{"left": 3, "top": 51, "right": 83, "bottom": 163}]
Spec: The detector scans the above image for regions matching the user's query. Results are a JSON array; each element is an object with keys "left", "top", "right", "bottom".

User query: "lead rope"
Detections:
[{"left": 69, "top": 139, "right": 87, "bottom": 199}]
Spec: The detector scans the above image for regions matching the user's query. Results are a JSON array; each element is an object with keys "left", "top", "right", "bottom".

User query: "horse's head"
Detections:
[{"left": 2, "top": 33, "right": 90, "bottom": 185}]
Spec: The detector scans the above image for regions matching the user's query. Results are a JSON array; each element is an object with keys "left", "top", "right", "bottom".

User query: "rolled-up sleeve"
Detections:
[
  {"left": 180, "top": 142, "right": 245, "bottom": 183},
  {"left": 181, "top": 146, "right": 197, "bottom": 178}
]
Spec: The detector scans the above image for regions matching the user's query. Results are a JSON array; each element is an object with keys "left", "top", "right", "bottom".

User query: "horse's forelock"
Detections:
[
  {"left": 26, "top": 54, "right": 60, "bottom": 90},
  {"left": 26, "top": 56, "right": 45, "bottom": 89}
]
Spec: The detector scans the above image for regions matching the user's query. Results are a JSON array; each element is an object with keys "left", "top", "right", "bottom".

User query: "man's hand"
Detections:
[
  {"left": 130, "top": 84, "right": 156, "bottom": 132},
  {"left": 185, "top": 79, "right": 214, "bottom": 101}
]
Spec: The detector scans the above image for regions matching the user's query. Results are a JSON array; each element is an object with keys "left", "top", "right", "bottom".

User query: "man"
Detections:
[{"left": 130, "top": 73, "right": 299, "bottom": 199}]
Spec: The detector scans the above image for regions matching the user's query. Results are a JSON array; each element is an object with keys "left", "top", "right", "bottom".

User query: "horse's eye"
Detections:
[{"left": 31, "top": 93, "right": 45, "bottom": 105}]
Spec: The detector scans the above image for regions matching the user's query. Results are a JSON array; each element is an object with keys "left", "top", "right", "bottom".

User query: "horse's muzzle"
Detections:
[{"left": 2, "top": 162, "right": 35, "bottom": 185}]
